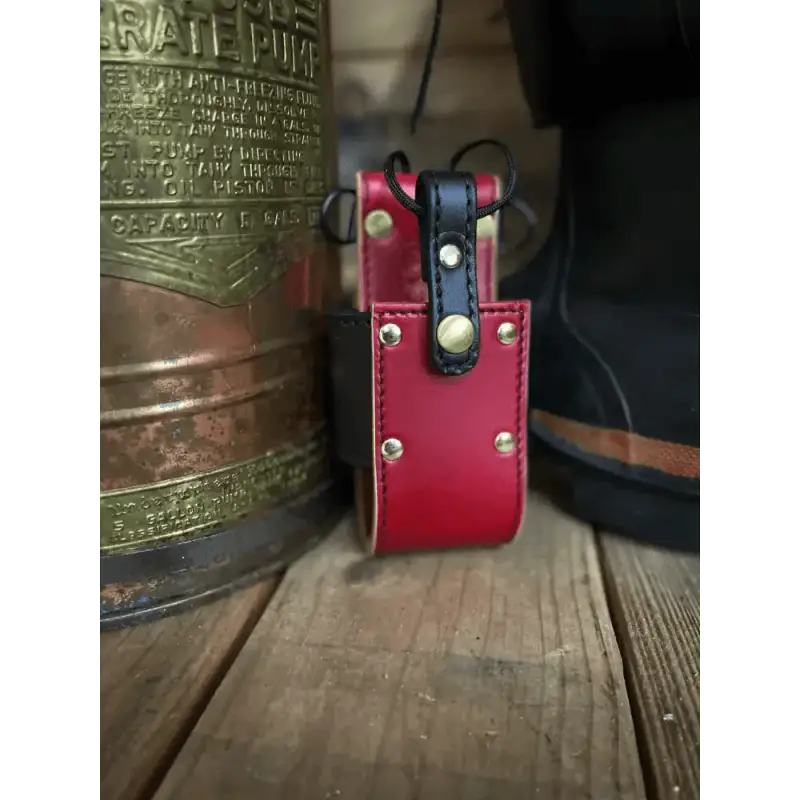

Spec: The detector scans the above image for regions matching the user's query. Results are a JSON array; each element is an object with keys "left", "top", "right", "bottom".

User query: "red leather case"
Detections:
[
  {"left": 367, "top": 302, "right": 530, "bottom": 554},
  {"left": 341, "top": 169, "right": 529, "bottom": 553},
  {"left": 356, "top": 172, "right": 499, "bottom": 310}
]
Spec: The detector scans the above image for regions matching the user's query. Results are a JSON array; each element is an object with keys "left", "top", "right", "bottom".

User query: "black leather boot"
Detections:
[{"left": 501, "top": 0, "right": 700, "bottom": 552}]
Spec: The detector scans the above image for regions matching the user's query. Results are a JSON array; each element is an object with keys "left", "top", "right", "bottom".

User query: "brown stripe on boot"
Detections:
[{"left": 531, "top": 410, "right": 700, "bottom": 479}]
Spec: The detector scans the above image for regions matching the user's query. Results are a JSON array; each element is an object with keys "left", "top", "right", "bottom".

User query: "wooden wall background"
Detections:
[{"left": 327, "top": 0, "right": 561, "bottom": 293}]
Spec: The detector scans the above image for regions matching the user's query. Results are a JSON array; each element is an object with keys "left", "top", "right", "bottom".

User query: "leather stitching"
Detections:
[
  {"left": 361, "top": 175, "right": 372, "bottom": 309},
  {"left": 433, "top": 176, "right": 444, "bottom": 362},
  {"left": 374, "top": 303, "right": 528, "bottom": 548},
  {"left": 464, "top": 178, "right": 476, "bottom": 328},
  {"left": 515, "top": 305, "right": 526, "bottom": 532},
  {"left": 434, "top": 176, "right": 480, "bottom": 376},
  {"left": 376, "top": 313, "right": 386, "bottom": 538}
]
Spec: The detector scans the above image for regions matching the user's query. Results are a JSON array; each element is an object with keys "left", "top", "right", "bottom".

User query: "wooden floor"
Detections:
[{"left": 101, "top": 490, "right": 699, "bottom": 800}]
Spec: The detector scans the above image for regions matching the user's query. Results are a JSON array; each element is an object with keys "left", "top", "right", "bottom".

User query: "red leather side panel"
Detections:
[
  {"left": 370, "top": 301, "right": 531, "bottom": 554},
  {"left": 356, "top": 172, "right": 499, "bottom": 310}
]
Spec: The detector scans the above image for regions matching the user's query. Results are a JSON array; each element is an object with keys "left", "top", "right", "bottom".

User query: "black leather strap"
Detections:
[
  {"left": 325, "top": 309, "right": 373, "bottom": 468},
  {"left": 416, "top": 170, "right": 480, "bottom": 375}
]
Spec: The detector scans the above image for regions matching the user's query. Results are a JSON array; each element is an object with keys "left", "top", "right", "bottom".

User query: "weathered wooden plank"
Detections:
[
  {"left": 101, "top": 579, "right": 279, "bottom": 800},
  {"left": 154, "top": 493, "right": 646, "bottom": 800},
  {"left": 598, "top": 534, "right": 700, "bottom": 800}
]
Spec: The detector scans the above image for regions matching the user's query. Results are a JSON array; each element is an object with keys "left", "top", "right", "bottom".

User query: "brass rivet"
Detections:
[
  {"left": 497, "top": 322, "right": 518, "bottom": 345},
  {"left": 379, "top": 323, "right": 402, "bottom": 346},
  {"left": 439, "top": 243, "right": 462, "bottom": 268},
  {"left": 436, "top": 314, "right": 474, "bottom": 354},
  {"left": 476, "top": 215, "right": 497, "bottom": 240},
  {"left": 495, "top": 432, "right": 515, "bottom": 453},
  {"left": 381, "top": 438, "right": 404, "bottom": 461},
  {"left": 364, "top": 209, "right": 393, "bottom": 238}
]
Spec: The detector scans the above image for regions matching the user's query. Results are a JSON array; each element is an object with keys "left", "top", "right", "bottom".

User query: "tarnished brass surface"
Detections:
[
  {"left": 101, "top": 429, "right": 327, "bottom": 552},
  {"left": 101, "top": 0, "right": 329, "bottom": 305},
  {"left": 100, "top": 0, "right": 338, "bottom": 554}
]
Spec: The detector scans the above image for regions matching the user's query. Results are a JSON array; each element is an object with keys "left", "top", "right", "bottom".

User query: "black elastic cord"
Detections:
[
  {"left": 319, "top": 188, "right": 357, "bottom": 245},
  {"left": 384, "top": 139, "right": 517, "bottom": 219},
  {"left": 323, "top": 141, "right": 531, "bottom": 253},
  {"left": 449, "top": 139, "right": 517, "bottom": 215},
  {"left": 321, "top": 151, "right": 413, "bottom": 244},
  {"left": 409, "top": 0, "right": 443, "bottom": 135},
  {"left": 388, "top": 150, "right": 412, "bottom": 173}
]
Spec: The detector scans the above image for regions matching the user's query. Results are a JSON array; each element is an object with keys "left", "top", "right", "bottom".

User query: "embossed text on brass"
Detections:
[
  {"left": 100, "top": 0, "right": 330, "bottom": 306},
  {"left": 100, "top": 428, "right": 328, "bottom": 552}
]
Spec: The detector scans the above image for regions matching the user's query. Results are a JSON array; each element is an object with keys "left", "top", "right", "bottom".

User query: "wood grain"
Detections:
[
  {"left": 598, "top": 534, "right": 700, "bottom": 800},
  {"left": 154, "top": 493, "right": 646, "bottom": 800},
  {"left": 330, "top": 0, "right": 510, "bottom": 57},
  {"left": 101, "top": 579, "right": 279, "bottom": 800}
]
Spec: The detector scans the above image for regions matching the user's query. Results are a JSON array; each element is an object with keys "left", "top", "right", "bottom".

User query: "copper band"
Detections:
[{"left": 531, "top": 410, "right": 699, "bottom": 479}]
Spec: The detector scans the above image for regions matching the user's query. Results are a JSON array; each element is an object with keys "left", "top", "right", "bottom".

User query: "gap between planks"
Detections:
[
  {"left": 598, "top": 532, "right": 700, "bottom": 800},
  {"left": 150, "top": 491, "right": 647, "bottom": 800},
  {"left": 101, "top": 578, "right": 281, "bottom": 800}
]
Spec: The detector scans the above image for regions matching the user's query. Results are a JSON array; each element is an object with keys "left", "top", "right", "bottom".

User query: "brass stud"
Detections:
[
  {"left": 364, "top": 209, "right": 393, "bottom": 238},
  {"left": 476, "top": 215, "right": 497, "bottom": 240},
  {"left": 495, "top": 432, "right": 515, "bottom": 453},
  {"left": 436, "top": 314, "right": 475, "bottom": 354},
  {"left": 439, "top": 243, "right": 463, "bottom": 268},
  {"left": 381, "top": 438, "right": 404, "bottom": 461},
  {"left": 497, "top": 322, "right": 518, "bottom": 345},
  {"left": 379, "top": 323, "right": 402, "bottom": 346}
]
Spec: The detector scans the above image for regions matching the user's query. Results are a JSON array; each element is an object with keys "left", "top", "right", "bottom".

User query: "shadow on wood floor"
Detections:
[{"left": 101, "top": 488, "right": 699, "bottom": 800}]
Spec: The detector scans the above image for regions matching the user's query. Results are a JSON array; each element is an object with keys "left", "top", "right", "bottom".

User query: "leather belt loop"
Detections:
[{"left": 415, "top": 171, "right": 481, "bottom": 375}]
